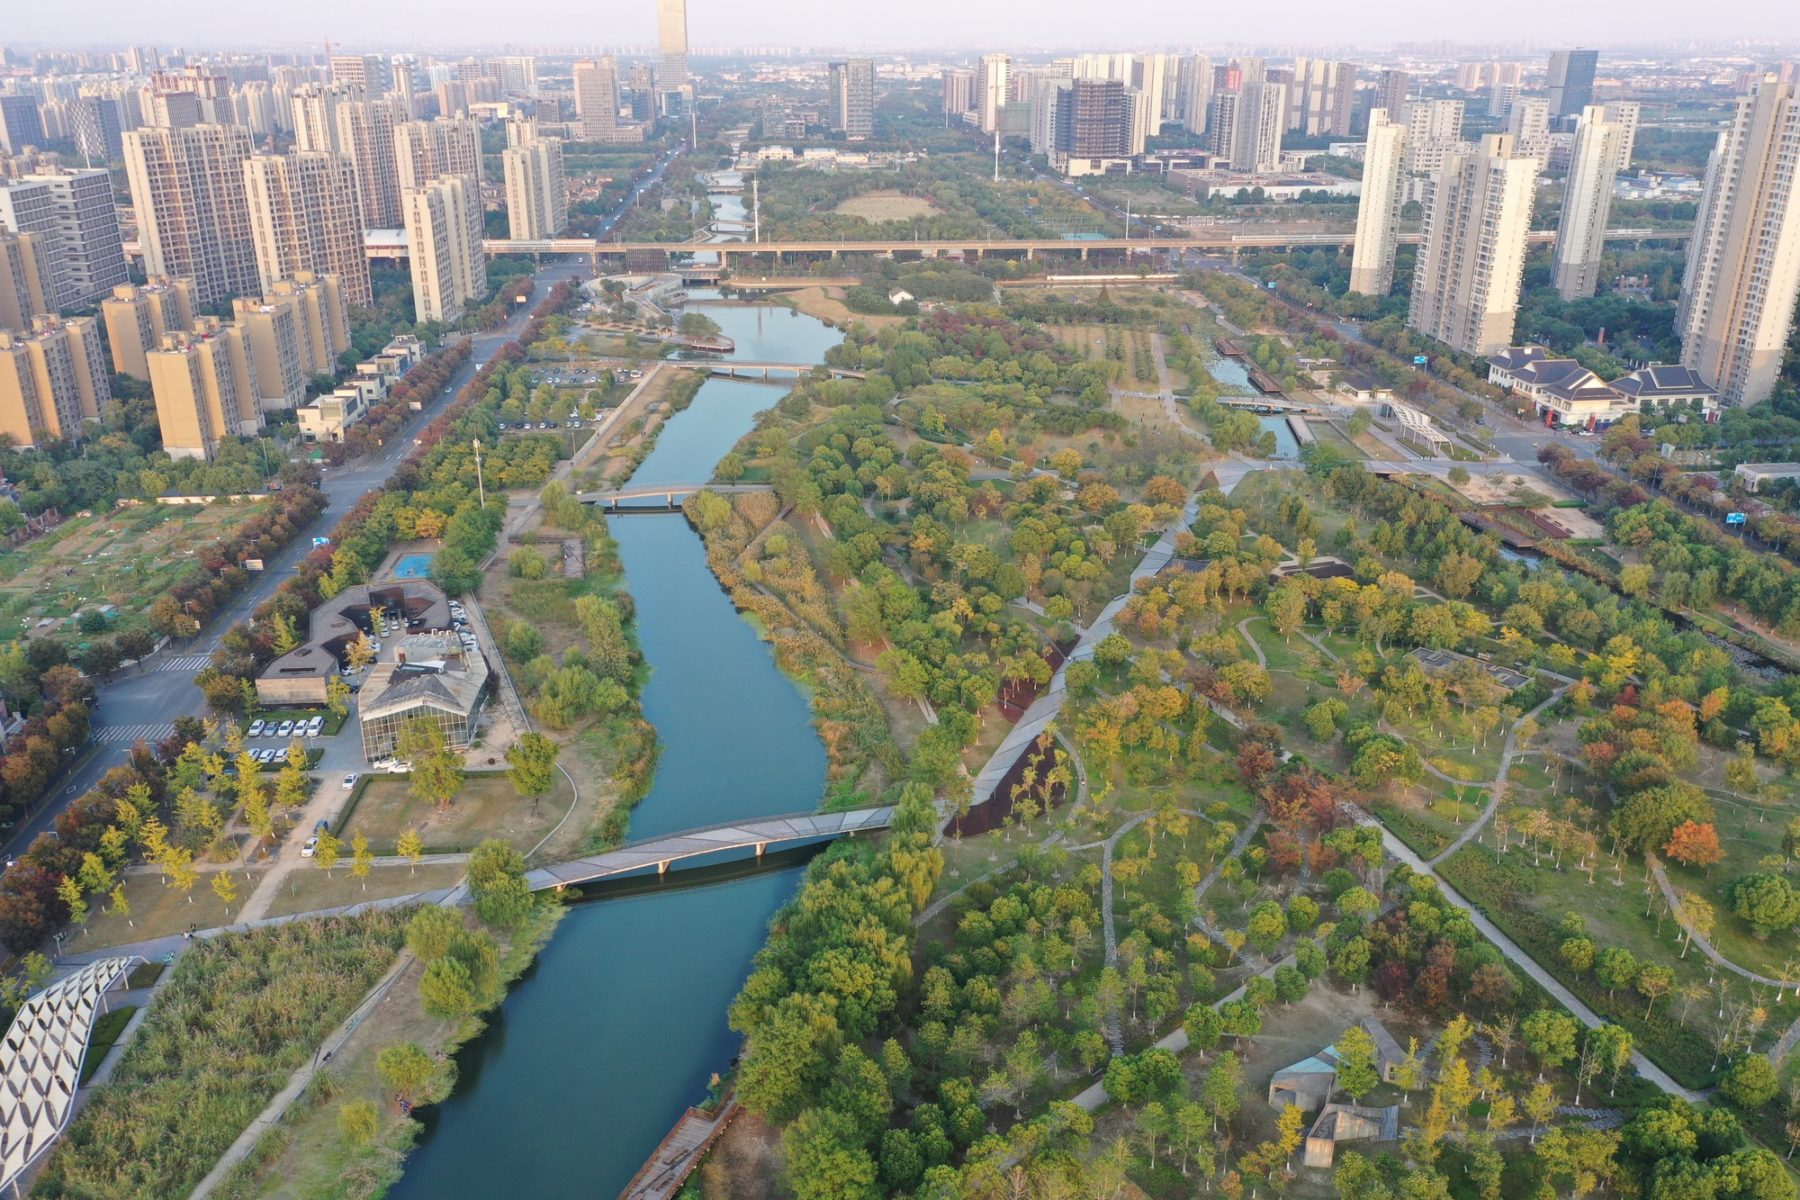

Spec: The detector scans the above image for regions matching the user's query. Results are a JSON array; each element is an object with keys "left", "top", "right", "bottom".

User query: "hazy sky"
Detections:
[{"left": 10, "top": 0, "right": 1800, "bottom": 52}]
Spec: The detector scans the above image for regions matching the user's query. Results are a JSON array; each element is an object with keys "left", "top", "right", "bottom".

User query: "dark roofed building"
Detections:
[{"left": 1611, "top": 364, "right": 1719, "bottom": 417}]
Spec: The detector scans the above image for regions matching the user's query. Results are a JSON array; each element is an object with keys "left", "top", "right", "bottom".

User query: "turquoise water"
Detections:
[
  {"left": 393, "top": 552, "right": 433, "bottom": 579},
  {"left": 387, "top": 300, "right": 837, "bottom": 1198}
]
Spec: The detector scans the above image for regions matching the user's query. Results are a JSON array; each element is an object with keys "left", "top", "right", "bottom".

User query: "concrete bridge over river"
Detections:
[
  {"left": 524, "top": 806, "right": 895, "bottom": 890},
  {"left": 575, "top": 481, "right": 774, "bottom": 511}
]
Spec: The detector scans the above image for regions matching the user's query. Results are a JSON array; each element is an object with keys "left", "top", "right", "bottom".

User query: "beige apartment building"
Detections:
[
  {"left": 1679, "top": 76, "right": 1800, "bottom": 407},
  {"left": 572, "top": 59, "right": 643, "bottom": 143},
  {"left": 229, "top": 296, "right": 307, "bottom": 410},
  {"left": 1407, "top": 133, "right": 1539, "bottom": 357},
  {"left": 1348, "top": 109, "right": 1407, "bottom": 296},
  {"left": 293, "top": 87, "right": 403, "bottom": 229},
  {"left": 100, "top": 277, "right": 198, "bottom": 378},
  {"left": 0, "top": 230, "right": 51, "bottom": 333},
  {"left": 270, "top": 273, "right": 351, "bottom": 376},
  {"left": 502, "top": 134, "right": 567, "bottom": 240},
  {"left": 242, "top": 151, "right": 372, "bottom": 306},
  {"left": 0, "top": 316, "right": 110, "bottom": 447},
  {"left": 404, "top": 176, "right": 484, "bottom": 324},
  {"left": 123, "top": 123, "right": 262, "bottom": 305},
  {"left": 1552, "top": 106, "right": 1626, "bottom": 300},
  {"left": 393, "top": 118, "right": 483, "bottom": 194},
  {"left": 147, "top": 318, "right": 263, "bottom": 459}
]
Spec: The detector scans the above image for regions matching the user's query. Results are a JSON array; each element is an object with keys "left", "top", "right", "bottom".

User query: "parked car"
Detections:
[
  {"left": 276, "top": 720, "right": 295, "bottom": 738},
  {"left": 247, "top": 719, "right": 266, "bottom": 738},
  {"left": 301, "top": 835, "right": 318, "bottom": 857},
  {"left": 306, "top": 716, "right": 325, "bottom": 738},
  {"left": 342, "top": 773, "right": 359, "bottom": 790}
]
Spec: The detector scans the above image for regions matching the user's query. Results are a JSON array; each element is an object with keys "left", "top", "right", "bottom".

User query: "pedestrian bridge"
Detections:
[
  {"left": 692, "top": 361, "right": 867, "bottom": 381},
  {"left": 524, "top": 807, "right": 895, "bottom": 890},
  {"left": 575, "top": 481, "right": 774, "bottom": 510}
]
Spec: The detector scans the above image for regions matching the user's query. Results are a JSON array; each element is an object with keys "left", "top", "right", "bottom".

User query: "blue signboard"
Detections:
[
  {"left": 312, "top": 536, "right": 333, "bottom": 547},
  {"left": 1726, "top": 512, "right": 1747, "bottom": 527},
  {"left": 1412, "top": 355, "right": 1429, "bottom": 365}
]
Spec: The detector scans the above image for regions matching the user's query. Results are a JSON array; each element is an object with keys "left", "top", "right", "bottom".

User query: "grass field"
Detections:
[
  {"left": 76, "top": 866, "right": 268, "bottom": 951},
  {"left": 263, "top": 861, "right": 469, "bottom": 919},
  {"left": 0, "top": 500, "right": 271, "bottom": 641},
  {"left": 340, "top": 771, "right": 573, "bottom": 854},
  {"left": 832, "top": 191, "right": 944, "bottom": 221}
]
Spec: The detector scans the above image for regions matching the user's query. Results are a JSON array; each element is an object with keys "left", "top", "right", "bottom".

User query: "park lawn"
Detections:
[
  {"left": 1441, "top": 839, "right": 1800, "bottom": 1086},
  {"left": 1664, "top": 779, "right": 1800, "bottom": 981},
  {"left": 1309, "top": 420, "right": 1368, "bottom": 460},
  {"left": 76, "top": 866, "right": 267, "bottom": 951},
  {"left": 1388, "top": 708, "right": 1506, "bottom": 782},
  {"left": 832, "top": 191, "right": 944, "bottom": 221},
  {"left": 79, "top": 1005, "right": 140, "bottom": 1084},
  {"left": 1226, "top": 469, "right": 1359, "bottom": 551},
  {"left": 263, "top": 862, "right": 469, "bottom": 920},
  {"left": 341, "top": 771, "right": 573, "bottom": 855}
]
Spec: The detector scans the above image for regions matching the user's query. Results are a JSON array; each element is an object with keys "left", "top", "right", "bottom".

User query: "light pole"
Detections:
[{"left": 472, "top": 438, "right": 486, "bottom": 509}]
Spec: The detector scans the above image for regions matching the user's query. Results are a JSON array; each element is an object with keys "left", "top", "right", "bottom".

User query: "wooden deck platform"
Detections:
[{"left": 617, "top": 1100, "right": 738, "bottom": 1200}]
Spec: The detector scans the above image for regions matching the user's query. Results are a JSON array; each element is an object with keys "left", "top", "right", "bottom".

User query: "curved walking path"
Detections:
[
  {"left": 1645, "top": 854, "right": 1799, "bottom": 1004},
  {"left": 1235, "top": 618, "right": 1269, "bottom": 668},
  {"left": 1428, "top": 688, "right": 1568, "bottom": 868},
  {"left": 1190, "top": 810, "right": 1265, "bottom": 945}
]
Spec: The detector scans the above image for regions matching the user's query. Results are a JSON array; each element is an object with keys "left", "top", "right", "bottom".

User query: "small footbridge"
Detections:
[
  {"left": 575, "top": 481, "right": 774, "bottom": 511},
  {"left": 525, "top": 806, "right": 895, "bottom": 890}
]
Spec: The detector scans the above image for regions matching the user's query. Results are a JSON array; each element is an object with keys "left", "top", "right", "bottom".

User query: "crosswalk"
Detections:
[
  {"left": 152, "top": 655, "right": 213, "bottom": 673},
  {"left": 92, "top": 723, "right": 176, "bottom": 745}
]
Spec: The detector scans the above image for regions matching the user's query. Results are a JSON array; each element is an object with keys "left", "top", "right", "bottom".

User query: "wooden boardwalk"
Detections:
[{"left": 617, "top": 1101, "right": 738, "bottom": 1200}]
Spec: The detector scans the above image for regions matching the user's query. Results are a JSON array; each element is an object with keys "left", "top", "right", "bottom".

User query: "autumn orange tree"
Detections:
[{"left": 1662, "top": 820, "right": 1723, "bottom": 871}]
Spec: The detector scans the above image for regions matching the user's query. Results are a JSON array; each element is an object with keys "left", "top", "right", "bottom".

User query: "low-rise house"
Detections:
[{"left": 1305, "top": 1104, "right": 1401, "bottom": 1167}]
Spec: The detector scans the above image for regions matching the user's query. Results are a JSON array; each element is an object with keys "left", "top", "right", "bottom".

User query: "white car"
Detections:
[
  {"left": 306, "top": 716, "right": 324, "bottom": 737},
  {"left": 300, "top": 835, "right": 318, "bottom": 858},
  {"left": 276, "top": 720, "right": 295, "bottom": 738},
  {"left": 247, "top": 719, "right": 266, "bottom": 738},
  {"left": 342, "top": 773, "right": 359, "bottom": 790}
]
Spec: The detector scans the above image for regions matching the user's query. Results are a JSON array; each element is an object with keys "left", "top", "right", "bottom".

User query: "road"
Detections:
[{"left": 1, "top": 264, "right": 591, "bottom": 861}]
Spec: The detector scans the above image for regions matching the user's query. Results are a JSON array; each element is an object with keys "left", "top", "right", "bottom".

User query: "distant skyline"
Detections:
[{"left": 7, "top": 0, "right": 1800, "bottom": 55}]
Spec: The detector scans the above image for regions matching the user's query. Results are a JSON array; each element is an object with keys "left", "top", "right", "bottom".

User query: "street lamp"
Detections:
[{"left": 472, "top": 438, "right": 486, "bottom": 509}]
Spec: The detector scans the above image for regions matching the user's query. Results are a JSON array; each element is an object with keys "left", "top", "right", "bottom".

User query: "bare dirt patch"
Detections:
[{"left": 832, "top": 191, "right": 943, "bottom": 221}]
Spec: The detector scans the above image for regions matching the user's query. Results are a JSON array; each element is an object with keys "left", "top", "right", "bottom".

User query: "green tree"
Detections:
[
  {"left": 1522, "top": 1009, "right": 1579, "bottom": 1077},
  {"left": 467, "top": 839, "right": 534, "bottom": 930},
  {"left": 781, "top": 1108, "right": 880, "bottom": 1200},
  {"left": 377, "top": 1042, "right": 437, "bottom": 1102},
  {"left": 397, "top": 827, "right": 424, "bottom": 873},
  {"left": 1184, "top": 1003, "right": 1223, "bottom": 1052},
  {"left": 1335, "top": 1024, "right": 1381, "bottom": 1100},
  {"left": 351, "top": 830, "right": 372, "bottom": 891},
  {"left": 406, "top": 905, "right": 462, "bottom": 961},
  {"left": 1720, "top": 1054, "right": 1780, "bottom": 1109},
  {"left": 338, "top": 1100, "right": 379, "bottom": 1145},
  {"left": 419, "top": 954, "right": 479, "bottom": 1019},
  {"left": 505, "top": 732, "right": 560, "bottom": 815},
  {"left": 397, "top": 716, "right": 463, "bottom": 812},
  {"left": 1732, "top": 872, "right": 1800, "bottom": 936}
]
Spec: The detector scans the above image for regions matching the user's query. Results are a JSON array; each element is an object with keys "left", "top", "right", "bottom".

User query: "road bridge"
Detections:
[
  {"left": 524, "top": 807, "right": 895, "bottom": 889},
  {"left": 481, "top": 226, "right": 1688, "bottom": 263}
]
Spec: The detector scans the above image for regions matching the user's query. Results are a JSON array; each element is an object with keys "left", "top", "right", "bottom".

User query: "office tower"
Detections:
[
  {"left": 829, "top": 59, "right": 875, "bottom": 140},
  {"left": 658, "top": 0, "right": 689, "bottom": 92},
  {"left": 1177, "top": 54, "right": 1212, "bottom": 135},
  {"left": 69, "top": 96, "right": 124, "bottom": 161},
  {"left": 1053, "top": 78, "right": 1132, "bottom": 172},
  {"left": 1506, "top": 96, "right": 1551, "bottom": 167},
  {"left": 942, "top": 69, "right": 975, "bottom": 123},
  {"left": 147, "top": 319, "right": 262, "bottom": 459},
  {"left": 330, "top": 54, "right": 388, "bottom": 95},
  {"left": 1349, "top": 109, "right": 1408, "bottom": 296},
  {"left": 1547, "top": 49, "right": 1599, "bottom": 120},
  {"left": 242, "top": 151, "right": 371, "bottom": 306},
  {"left": 1404, "top": 99, "right": 1465, "bottom": 179},
  {"left": 1602, "top": 100, "right": 1640, "bottom": 171},
  {"left": 229, "top": 294, "right": 306, "bottom": 409},
  {"left": 1131, "top": 54, "right": 1170, "bottom": 134},
  {"left": 1376, "top": 70, "right": 1410, "bottom": 124},
  {"left": 490, "top": 56, "right": 538, "bottom": 98},
  {"left": 1408, "top": 134, "right": 1539, "bottom": 357},
  {"left": 502, "top": 134, "right": 567, "bottom": 239},
  {"left": 1552, "top": 105, "right": 1625, "bottom": 301},
  {"left": 0, "top": 231, "right": 52, "bottom": 333},
  {"left": 1289, "top": 59, "right": 1357, "bottom": 137},
  {"left": 1679, "top": 77, "right": 1800, "bottom": 407},
  {"left": 394, "top": 118, "right": 482, "bottom": 192},
  {"left": 101, "top": 277, "right": 197, "bottom": 378},
  {"left": 269, "top": 273, "right": 349, "bottom": 375},
  {"left": 123, "top": 124, "right": 261, "bottom": 305},
  {"left": 0, "top": 96, "right": 44, "bottom": 154},
  {"left": 0, "top": 316, "right": 109, "bottom": 446},
  {"left": 403, "top": 175, "right": 483, "bottom": 324},
  {"left": 977, "top": 54, "right": 1010, "bottom": 135},
  {"left": 574, "top": 58, "right": 633, "bottom": 142}
]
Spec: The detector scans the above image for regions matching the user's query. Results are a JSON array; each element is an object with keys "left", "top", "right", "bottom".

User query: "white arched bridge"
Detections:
[
  {"left": 524, "top": 806, "right": 895, "bottom": 890},
  {"left": 576, "top": 481, "right": 774, "bottom": 511}
]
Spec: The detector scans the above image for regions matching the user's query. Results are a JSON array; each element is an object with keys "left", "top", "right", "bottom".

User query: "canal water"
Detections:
[{"left": 388, "top": 296, "right": 840, "bottom": 1197}]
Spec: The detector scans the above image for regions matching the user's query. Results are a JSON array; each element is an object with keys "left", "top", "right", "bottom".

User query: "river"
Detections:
[{"left": 387, "top": 294, "right": 841, "bottom": 1198}]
